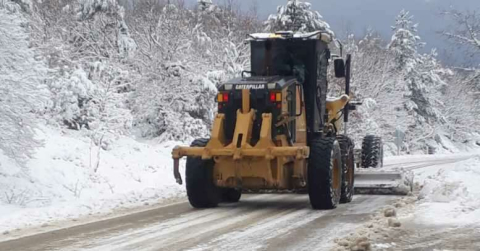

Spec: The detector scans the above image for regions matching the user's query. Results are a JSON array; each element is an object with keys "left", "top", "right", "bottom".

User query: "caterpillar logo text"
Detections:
[{"left": 235, "top": 84, "right": 265, "bottom": 90}]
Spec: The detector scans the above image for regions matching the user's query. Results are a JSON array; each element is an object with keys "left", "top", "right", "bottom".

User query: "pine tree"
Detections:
[
  {"left": 388, "top": 10, "right": 447, "bottom": 151},
  {"left": 264, "top": 0, "right": 333, "bottom": 35},
  {"left": 197, "top": 0, "right": 213, "bottom": 12},
  {"left": 388, "top": 10, "right": 424, "bottom": 70}
]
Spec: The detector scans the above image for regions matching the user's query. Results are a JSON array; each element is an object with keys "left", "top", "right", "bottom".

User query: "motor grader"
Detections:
[{"left": 172, "top": 31, "right": 404, "bottom": 210}]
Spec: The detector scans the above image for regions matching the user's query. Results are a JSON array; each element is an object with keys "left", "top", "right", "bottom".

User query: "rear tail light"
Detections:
[
  {"left": 270, "top": 91, "right": 282, "bottom": 109},
  {"left": 270, "top": 92, "right": 282, "bottom": 102},
  {"left": 217, "top": 92, "right": 230, "bottom": 103},
  {"left": 270, "top": 92, "right": 276, "bottom": 102}
]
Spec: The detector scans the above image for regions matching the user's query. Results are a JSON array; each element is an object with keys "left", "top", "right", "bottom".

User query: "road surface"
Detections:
[
  {"left": 0, "top": 194, "right": 397, "bottom": 251},
  {"left": 0, "top": 155, "right": 475, "bottom": 251}
]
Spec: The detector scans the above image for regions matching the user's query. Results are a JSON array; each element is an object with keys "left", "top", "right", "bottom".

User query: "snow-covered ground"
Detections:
[
  {"left": 333, "top": 150, "right": 480, "bottom": 251},
  {"left": 409, "top": 156, "right": 480, "bottom": 226},
  {"left": 381, "top": 150, "right": 480, "bottom": 227},
  {"left": 0, "top": 125, "right": 186, "bottom": 236}
]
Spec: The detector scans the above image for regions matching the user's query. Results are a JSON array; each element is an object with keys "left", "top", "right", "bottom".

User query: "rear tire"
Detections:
[
  {"left": 337, "top": 135, "right": 355, "bottom": 203},
  {"left": 308, "top": 137, "right": 343, "bottom": 210},
  {"left": 221, "top": 188, "right": 242, "bottom": 203},
  {"left": 361, "top": 135, "right": 384, "bottom": 168},
  {"left": 186, "top": 138, "right": 220, "bottom": 208}
]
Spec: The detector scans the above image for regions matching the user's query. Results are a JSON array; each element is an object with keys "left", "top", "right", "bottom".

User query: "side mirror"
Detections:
[{"left": 334, "top": 59, "right": 346, "bottom": 78}]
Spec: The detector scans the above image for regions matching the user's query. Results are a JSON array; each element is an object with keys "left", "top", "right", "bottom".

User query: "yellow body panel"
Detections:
[
  {"left": 326, "top": 94, "right": 350, "bottom": 132},
  {"left": 172, "top": 88, "right": 349, "bottom": 190}
]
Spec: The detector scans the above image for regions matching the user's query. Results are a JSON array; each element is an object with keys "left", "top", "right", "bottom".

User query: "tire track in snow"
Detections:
[
  {"left": 60, "top": 194, "right": 302, "bottom": 251},
  {"left": 0, "top": 194, "right": 399, "bottom": 251},
  {"left": 187, "top": 195, "right": 397, "bottom": 251},
  {"left": 267, "top": 196, "right": 396, "bottom": 251},
  {"left": 187, "top": 197, "right": 321, "bottom": 251}
]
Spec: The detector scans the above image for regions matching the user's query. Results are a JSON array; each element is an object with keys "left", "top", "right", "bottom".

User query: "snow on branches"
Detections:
[
  {"left": 0, "top": 6, "right": 47, "bottom": 162},
  {"left": 386, "top": 10, "right": 449, "bottom": 152},
  {"left": 442, "top": 9, "right": 480, "bottom": 54},
  {"left": 125, "top": 0, "right": 255, "bottom": 140},
  {"left": 197, "top": 0, "right": 213, "bottom": 12},
  {"left": 48, "top": 68, "right": 100, "bottom": 130},
  {"left": 265, "top": 0, "right": 333, "bottom": 35},
  {"left": 75, "top": 0, "right": 136, "bottom": 58},
  {"left": 76, "top": 0, "right": 120, "bottom": 20},
  {"left": 0, "top": 0, "right": 32, "bottom": 13},
  {"left": 30, "top": 0, "right": 137, "bottom": 135},
  {"left": 388, "top": 10, "right": 424, "bottom": 70}
]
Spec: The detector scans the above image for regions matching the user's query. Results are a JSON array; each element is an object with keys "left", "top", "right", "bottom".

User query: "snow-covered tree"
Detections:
[
  {"left": 75, "top": 0, "right": 136, "bottom": 58},
  {"left": 439, "top": 9, "right": 480, "bottom": 143},
  {"left": 30, "top": 0, "right": 136, "bottom": 134},
  {"left": 442, "top": 67, "right": 479, "bottom": 141},
  {"left": 387, "top": 10, "right": 448, "bottom": 152},
  {"left": 0, "top": 0, "right": 32, "bottom": 13},
  {"left": 265, "top": 0, "right": 333, "bottom": 35},
  {"left": 403, "top": 52, "right": 446, "bottom": 123},
  {"left": 441, "top": 9, "right": 480, "bottom": 55},
  {"left": 48, "top": 68, "right": 101, "bottom": 130},
  {"left": 197, "top": 0, "right": 213, "bottom": 12},
  {"left": 0, "top": 4, "right": 47, "bottom": 162},
  {"left": 388, "top": 10, "right": 424, "bottom": 70}
]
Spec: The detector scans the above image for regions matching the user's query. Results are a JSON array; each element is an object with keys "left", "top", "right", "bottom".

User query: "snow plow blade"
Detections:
[{"left": 354, "top": 170, "right": 413, "bottom": 195}]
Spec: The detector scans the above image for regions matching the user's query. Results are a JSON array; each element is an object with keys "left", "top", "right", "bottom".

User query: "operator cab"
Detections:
[{"left": 217, "top": 31, "right": 342, "bottom": 145}]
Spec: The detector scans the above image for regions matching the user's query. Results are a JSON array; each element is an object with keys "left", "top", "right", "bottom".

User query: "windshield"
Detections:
[{"left": 250, "top": 39, "right": 319, "bottom": 84}]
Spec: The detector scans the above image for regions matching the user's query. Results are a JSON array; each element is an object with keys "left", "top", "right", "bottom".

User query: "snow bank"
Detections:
[
  {"left": 0, "top": 125, "right": 185, "bottom": 235},
  {"left": 413, "top": 157, "right": 480, "bottom": 226}
]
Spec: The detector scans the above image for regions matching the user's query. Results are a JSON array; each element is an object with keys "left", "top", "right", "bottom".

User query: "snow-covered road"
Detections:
[
  {"left": 0, "top": 194, "right": 398, "bottom": 251},
  {"left": 0, "top": 154, "right": 477, "bottom": 251}
]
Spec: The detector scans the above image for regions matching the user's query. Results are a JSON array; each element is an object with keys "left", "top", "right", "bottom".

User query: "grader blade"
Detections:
[{"left": 354, "top": 170, "right": 413, "bottom": 195}]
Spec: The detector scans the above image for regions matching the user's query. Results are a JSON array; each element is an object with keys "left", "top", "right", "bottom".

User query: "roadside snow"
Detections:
[
  {"left": 333, "top": 151, "right": 480, "bottom": 250},
  {"left": 0, "top": 125, "right": 186, "bottom": 236},
  {"left": 412, "top": 156, "right": 480, "bottom": 226}
]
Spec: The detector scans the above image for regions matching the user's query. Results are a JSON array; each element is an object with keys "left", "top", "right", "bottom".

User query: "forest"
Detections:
[{"left": 1, "top": 0, "right": 479, "bottom": 160}]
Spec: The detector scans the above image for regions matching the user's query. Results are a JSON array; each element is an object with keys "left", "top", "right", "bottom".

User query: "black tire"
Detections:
[
  {"left": 186, "top": 138, "right": 220, "bottom": 208},
  {"left": 308, "top": 137, "right": 343, "bottom": 210},
  {"left": 337, "top": 135, "right": 355, "bottom": 203},
  {"left": 221, "top": 188, "right": 242, "bottom": 203},
  {"left": 361, "top": 135, "right": 384, "bottom": 168}
]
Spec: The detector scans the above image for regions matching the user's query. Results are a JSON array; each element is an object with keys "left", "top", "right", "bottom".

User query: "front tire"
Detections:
[
  {"left": 337, "top": 135, "right": 355, "bottom": 203},
  {"left": 308, "top": 137, "right": 343, "bottom": 210},
  {"left": 186, "top": 138, "right": 220, "bottom": 208}
]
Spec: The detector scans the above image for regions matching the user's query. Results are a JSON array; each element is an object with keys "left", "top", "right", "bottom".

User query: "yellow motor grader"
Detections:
[{"left": 172, "top": 31, "right": 408, "bottom": 210}]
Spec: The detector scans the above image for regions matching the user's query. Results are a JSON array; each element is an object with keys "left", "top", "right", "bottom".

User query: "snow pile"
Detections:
[
  {"left": 414, "top": 157, "right": 480, "bottom": 226},
  {"left": 0, "top": 125, "right": 185, "bottom": 234},
  {"left": 332, "top": 197, "right": 416, "bottom": 251},
  {"left": 334, "top": 153, "right": 480, "bottom": 250}
]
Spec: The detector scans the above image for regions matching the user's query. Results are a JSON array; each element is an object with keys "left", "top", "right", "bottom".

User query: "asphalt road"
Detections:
[{"left": 0, "top": 194, "right": 398, "bottom": 251}]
